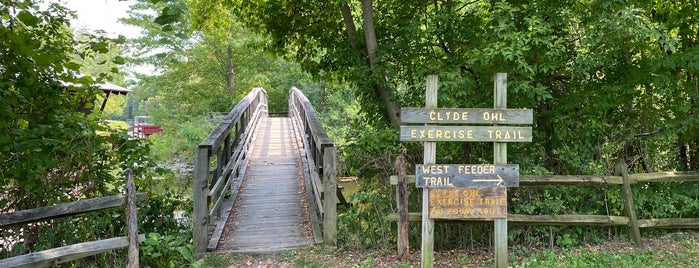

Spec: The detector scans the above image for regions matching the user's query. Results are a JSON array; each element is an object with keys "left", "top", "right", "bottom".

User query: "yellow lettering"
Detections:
[
  {"left": 436, "top": 129, "right": 442, "bottom": 139},
  {"left": 411, "top": 129, "right": 417, "bottom": 138},
  {"left": 429, "top": 111, "right": 437, "bottom": 121},
  {"left": 488, "top": 130, "right": 494, "bottom": 138},
  {"left": 467, "top": 130, "right": 473, "bottom": 139},
  {"left": 462, "top": 112, "right": 468, "bottom": 120},
  {"left": 458, "top": 130, "right": 465, "bottom": 139},
  {"left": 496, "top": 130, "right": 502, "bottom": 139},
  {"left": 504, "top": 130, "right": 511, "bottom": 139}
]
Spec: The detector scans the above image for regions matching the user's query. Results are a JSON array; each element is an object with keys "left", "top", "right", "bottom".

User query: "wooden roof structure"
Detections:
[{"left": 98, "top": 82, "right": 130, "bottom": 111}]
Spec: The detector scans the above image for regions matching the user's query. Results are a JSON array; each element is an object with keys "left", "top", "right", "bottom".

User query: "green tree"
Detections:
[{"left": 0, "top": 1, "right": 160, "bottom": 258}]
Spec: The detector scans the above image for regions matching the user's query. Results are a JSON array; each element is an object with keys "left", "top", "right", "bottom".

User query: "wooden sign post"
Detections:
[{"left": 400, "top": 73, "right": 532, "bottom": 268}]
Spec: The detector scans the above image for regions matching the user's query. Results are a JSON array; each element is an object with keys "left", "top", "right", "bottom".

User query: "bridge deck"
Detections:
[{"left": 217, "top": 117, "right": 313, "bottom": 252}]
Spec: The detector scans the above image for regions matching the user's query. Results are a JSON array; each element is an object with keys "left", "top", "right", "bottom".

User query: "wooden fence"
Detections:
[
  {"left": 0, "top": 170, "right": 145, "bottom": 268},
  {"left": 288, "top": 87, "right": 338, "bottom": 246},
  {"left": 390, "top": 159, "right": 699, "bottom": 247},
  {"left": 193, "top": 87, "right": 268, "bottom": 257}
]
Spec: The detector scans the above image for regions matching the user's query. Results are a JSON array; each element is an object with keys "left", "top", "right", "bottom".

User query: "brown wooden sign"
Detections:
[
  {"left": 429, "top": 188, "right": 507, "bottom": 219},
  {"left": 400, "top": 126, "right": 532, "bottom": 142},
  {"left": 401, "top": 108, "right": 533, "bottom": 125},
  {"left": 416, "top": 164, "right": 519, "bottom": 188}
]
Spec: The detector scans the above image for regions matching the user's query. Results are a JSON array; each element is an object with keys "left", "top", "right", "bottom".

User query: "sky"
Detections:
[{"left": 58, "top": 0, "right": 141, "bottom": 38}]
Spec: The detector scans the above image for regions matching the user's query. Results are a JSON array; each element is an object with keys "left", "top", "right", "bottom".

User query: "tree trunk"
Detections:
[
  {"left": 340, "top": 1, "right": 358, "bottom": 50},
  {"left": 360, "top": 0, "right": 400, "bottom": 124},
  {"left": 224, "top": 45, "right": 236, "bottom": 95}
]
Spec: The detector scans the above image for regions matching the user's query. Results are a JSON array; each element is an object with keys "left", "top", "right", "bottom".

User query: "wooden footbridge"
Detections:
[{"left": 192, "top": 87, "right": 337, "bottom": 257}]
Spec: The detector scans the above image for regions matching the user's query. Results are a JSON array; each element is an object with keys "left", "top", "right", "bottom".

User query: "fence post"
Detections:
[
  {"left": 395, "top": 155, "right": 409, "bottom": 260},
  {"left": 125, "top": 169, "right": 139, "bottom": 268},
  {"left": 421, "top": 75, "right": 438, "bottom": 268},
  {"left": 323, "top": 146, "right": 337, "bottom": 246},
  {"left": 615, "top": 159, "right": 643, "bottom": 247},
  {"left": 193, "top": 147, "right": 210, "bottom": 258},
  {"left": 493, "top": 73, "right": 508, "bottom": 268}
]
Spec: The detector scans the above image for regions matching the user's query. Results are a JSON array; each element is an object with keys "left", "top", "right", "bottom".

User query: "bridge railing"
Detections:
[
  {"left": 193, "top": 87, "right": 268, "bottom": 257},
  {"left": 288, "top": 87, "right": 337, "bottom": 246}
]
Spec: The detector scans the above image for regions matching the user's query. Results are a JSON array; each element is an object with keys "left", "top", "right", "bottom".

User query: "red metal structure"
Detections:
[{"left": 131, "top": 116, "right": 163, "bottom": 138}]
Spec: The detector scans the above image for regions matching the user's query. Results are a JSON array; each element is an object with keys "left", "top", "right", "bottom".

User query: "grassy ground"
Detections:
[{"left": 201, "top": 231, "right": 698, "bottom": 267}]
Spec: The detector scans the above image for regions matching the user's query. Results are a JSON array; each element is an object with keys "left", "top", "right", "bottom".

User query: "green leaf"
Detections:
[
  {"left": 17, "top": 10, "right": 40, "bottom": 27},
  {"left": 113, "top": 56, "right": 125, "bottom": 65}
]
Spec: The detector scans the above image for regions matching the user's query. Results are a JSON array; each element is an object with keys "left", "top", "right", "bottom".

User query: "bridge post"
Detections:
[
  {"left": 193, "top": 146, "right": 210, "bottom": 258},
  {"left": 322, "top": 146, "right": 337, "bottom": 246}
]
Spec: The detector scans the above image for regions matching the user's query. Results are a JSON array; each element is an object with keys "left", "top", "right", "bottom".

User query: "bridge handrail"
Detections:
[
  {"left": 200, "top": 87, "right": 268, "bottom": 150},
  {"left": 193, "top": 87, "right": 268, "bottom": 257},
  {"left": 288, "top": 87, "right": 333, "bottom": 166},
  {"left": 288, "top": 87, "right": 337, "bottom": 246}
]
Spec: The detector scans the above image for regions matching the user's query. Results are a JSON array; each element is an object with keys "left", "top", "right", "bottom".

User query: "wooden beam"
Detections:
[
  {"left": 387, "top": 212, "right": 630, "bottom": 226},
  {"left": 395, "top": 155, "right": 409, "bottom": 260},
  {"left": 0, "top": 194, "right": 145, "bottom": 227},
  {"left": 493, "top": 73, "right": 508, "bottom": 268},
  {"left": 323, "top": 147, "right": 338, "bottom": 246},
  {"left": 630, "top": 171, "right": 699, "bottom": 183},
  {"left": 616, "top": 159, "right": 643, "bottom": 247},
  {"left": 638, "top": 218, "right": 699, "bottom": 228},
  {"left": 0, "top": 235, "right": 145, "bottom": 268},
  {"left": 390, "top": 174, "right": 626, "bottom": 186},
  {"left": 125, "top": 170, "right": 140, "bottom": 268},
  {"left": 193, "top": 147, "right": 210, "bottom": 258},
  {"left": 421, "top": 75, "right": 438, "bottom": 268}
]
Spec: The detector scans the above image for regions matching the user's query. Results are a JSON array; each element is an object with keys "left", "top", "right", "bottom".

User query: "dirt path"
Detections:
[{"left": 205, "top": 231, "right": 699, "bottom": 267}]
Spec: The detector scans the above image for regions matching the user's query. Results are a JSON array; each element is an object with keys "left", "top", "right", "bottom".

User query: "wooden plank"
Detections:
[
  {"left": 323, "top": 147, "right": 337, "bottom": 246},
  {"left": 416, "top": 164, "right": 519, "bottom": 188},
  {"left": 631, "top": 171, "right": 699, "bottom": 183},
  {"left": 493, "top": 72, "right": 508, "bottom": 268},
  {"left": 219, "top": 117, "right": 312, "bottom": 252},
  {"left": 422, "top": 74, "right": 437, "bottom": 268},
  {"left": 390, "top": 174, "right": 625, "bottom": 185},
  {"left": 509, "top": 214, "right": 629, "bottom": 225},
  {"left": 387, "top": 212, "right": 630, "bottom": 226},
  {"left": 125, "top": 170, "right": 139, "bottom": 268},
  {"left": 616, "top": 159, "right": 643, "bottom": 247},
  {"left": 193, "top": 147, "right": 210, "bottom": 258},
  {"left": 200, "top": 88, "right": 266, "bottom": 150},
  {"left": 401, "top": 108, "right": 533, "bottom": 125},
  {"left": 207, "top": 187, "right": 239, "bottom": 251},
  {"left": 0, "top": 194, "right": 146, "bottom": 227},
  {"left": 293, "top": 114, "right": 323, "bottom": 244},
  {"left": 400, "top": 125, "right": 532, "bottom": 142},
  {"left": 0, "top": 235, "right": 145, "bottom": 268},
  {"left": 289, "top": 87, "right": 333, "bottom": 153},
  {"left": 638, "top": 218, "right": 699, "bottom": 228},
  {"left": 519, "top": 174, "right": 625, "bottom": 185},
  {"left": 428, "top": 188, "right": 507, "bottom": 219},
  {"left": 395, "top": 155, "right": 409, "bottom": 260}
]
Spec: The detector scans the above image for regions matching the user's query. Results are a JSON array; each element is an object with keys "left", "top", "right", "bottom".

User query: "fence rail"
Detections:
[
  {"left": 193, "top": 87, "right": 268, "bottom": 257},
  {"left": 390, "top": 160, "right": 699, "bottom": 247},
  {"left": 0, "top": 170, "right": 144, "bottom": 267}
]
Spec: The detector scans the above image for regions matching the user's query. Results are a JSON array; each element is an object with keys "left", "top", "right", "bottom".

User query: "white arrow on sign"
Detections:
[{"left": 473, "top": 174, "right": 504, "bottom": 186}]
